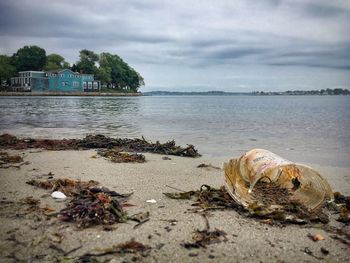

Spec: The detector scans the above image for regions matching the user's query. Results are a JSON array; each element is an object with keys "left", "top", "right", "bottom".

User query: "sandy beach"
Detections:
[{"left": 0, "top": 149, "right": 349, "bottom": 262}]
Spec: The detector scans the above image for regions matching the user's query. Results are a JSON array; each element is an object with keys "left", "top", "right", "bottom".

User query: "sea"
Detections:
[{"left": 0, "top": 95, "right": 349, "bottom": 167}]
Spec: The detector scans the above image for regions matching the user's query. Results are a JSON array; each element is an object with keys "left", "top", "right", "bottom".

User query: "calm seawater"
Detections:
[{"left": 0, "top": 95, "right": 349, "bottom": 167}]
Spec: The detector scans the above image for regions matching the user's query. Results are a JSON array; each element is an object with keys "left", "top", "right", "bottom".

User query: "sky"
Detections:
[{"left": 0, "top": 0, "right": 350, "bottom": 92}]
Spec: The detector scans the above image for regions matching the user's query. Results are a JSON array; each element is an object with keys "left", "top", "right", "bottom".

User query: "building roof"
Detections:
[
  {"left": 46, "top": 68, "right": 93, "bottom": 76},
  {"left": 18, "top": 71, "right": 45, "bottom": 73}
]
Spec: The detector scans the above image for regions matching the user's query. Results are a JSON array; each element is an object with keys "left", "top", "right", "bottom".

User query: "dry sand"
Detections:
[{"left": 0, "top": 149, "right": 349, "bottom": 262}]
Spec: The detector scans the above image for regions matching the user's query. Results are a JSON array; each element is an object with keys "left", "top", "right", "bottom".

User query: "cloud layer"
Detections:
[{"left": 1, "top": 0, "right": 349, "bottom": 91}]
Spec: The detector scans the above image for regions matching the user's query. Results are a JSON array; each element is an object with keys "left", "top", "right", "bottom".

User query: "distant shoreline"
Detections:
[
  {"left": 1, "top": 89, "right": 349, "bottom": 97},
  {"left": 143, "top": 89, "right": 349, "bottom": 96},
  {"left": 0, "top": 92, "right": 142, "bottom": 97}
]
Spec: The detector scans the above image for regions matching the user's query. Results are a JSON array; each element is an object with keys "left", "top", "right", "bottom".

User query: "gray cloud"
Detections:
[
  {"left": 0, "top": 0, "right": 349, "bottom": 91},
  {"left": 303, "top": 3, "right": 350, "bottom": 17}
]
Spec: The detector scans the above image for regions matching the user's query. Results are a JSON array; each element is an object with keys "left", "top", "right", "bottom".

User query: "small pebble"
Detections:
[{"left": 321, "top": 247, "right": 329, "bottom": 255}]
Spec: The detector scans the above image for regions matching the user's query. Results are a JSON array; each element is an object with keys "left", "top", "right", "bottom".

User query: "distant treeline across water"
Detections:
[{"left": 144, "top": 88, "right": 349, "bottom": 96}]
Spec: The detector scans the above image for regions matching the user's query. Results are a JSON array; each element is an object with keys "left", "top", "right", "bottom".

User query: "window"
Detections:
[
  {"left": 62, "top": 81, "right": 68, "bottom": 86},
  {"left": 93, "top": 82, "right": 98, "bottom": 89},
  {"left": 73, "top": 81, "right": 79, "bottom": 87},
  {"left": 88, "top": 82, "right": 92, "bottom": 89},
  {"left": 60, "top": 74, "right": 63, "bottom": 77},
  {"left": 83, "top": 82, "right": 87, "bottom": 89}
]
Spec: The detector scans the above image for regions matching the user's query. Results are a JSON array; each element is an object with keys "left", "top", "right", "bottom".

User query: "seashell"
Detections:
[
  {"left": 224, "top": 149, "right": 333, "bottom": 212},
  {"left": 51, "top": 191, "right": 67, "bottom": 199}
]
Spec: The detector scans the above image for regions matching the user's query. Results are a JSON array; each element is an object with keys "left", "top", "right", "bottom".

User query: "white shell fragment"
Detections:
[
  {"left": 224, "top": 149, "right": 333, "bottom": 212},
  {"left": 146, "top": 199, "right": 157, "bottom": 203},
  {"left": 51, "top": 191, "right": 67, "bottom": 199}
]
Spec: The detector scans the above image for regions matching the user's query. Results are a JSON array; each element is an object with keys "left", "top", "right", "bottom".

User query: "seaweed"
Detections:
[
  {"left": 0, "top": 151, "right": 25, "bottom": 168},
  {"left": 58, "top": 188, "right": 129, "bottom": 228},
  {"left": 181, "top": 214, "right": 227, "bottom": 249},
  {"left": 77, "top": 239, "right": 151, "bottom": 261},
  {"left": 326, "top": 192, "right": 350, "bottom": 223},
  {"left": 251, "top": 181, "right": 291, "bottom": 207},
  {"left": 0, "top": 134, "right": 201, "bottom": 157},
  {"left": 97, "top": 149, "right": 146, "bottom": 163},
  {"left": 197, "top": 163, "right": 221, "bottom": 170},
  {"left": 164, "top": 184, "right": 244, "bottom": 211},
  {"left": 26, "top": 178, "right": 99, "bottom": 197},
  {"left": 26, "top": 178, "right": 132, "bottom": 228},
  {"left": 182, "top": 228, "right": 228, "bottom": 249},
  {"left": 164, "top": 183, "right": 329, "bottom": 225},
  {"left": 0, "top": 151, "right": 23, "bottom": 163},
  {"left": 249, "top": 181, "right": 329, "bottom": 223}
]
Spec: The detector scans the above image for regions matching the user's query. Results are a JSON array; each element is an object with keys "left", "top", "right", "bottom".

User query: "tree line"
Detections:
[
  {"left": 0, "top": 45, "right": 144, "bottom": 92},
  {"left": 252, "top": 88, "right": 350, "bottom": 95}
]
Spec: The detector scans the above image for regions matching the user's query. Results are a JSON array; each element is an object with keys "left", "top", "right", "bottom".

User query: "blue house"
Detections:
[{"left": 11, "top": 69, "right": 100, "bottom": 92}]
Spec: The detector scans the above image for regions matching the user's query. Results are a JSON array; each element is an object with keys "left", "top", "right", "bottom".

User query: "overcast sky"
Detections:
[{"left": 1, "top": 0, "right": 349, "bottom": 92}]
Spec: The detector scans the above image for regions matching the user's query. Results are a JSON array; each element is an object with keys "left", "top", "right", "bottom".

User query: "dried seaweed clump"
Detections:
[
  {"left": 0, "top": 134, "right": 18, "bottom": 147},
  {"left": 164, "top": 183, "right": 329, "bottom": 224},
  {"left": 0, "top": 151, "right": 23, "bottom": 165},
  {"left": 182, "top": 228, "right": 228, "bottom": 249},
  {"left": 59, "top": 187, "right": 131, "bottom": 228},
  {"left": 0, "top": 134, "right": 201, "bottom": 157},
  {"left": 333, "top": 192, "right": 350, "bottom": 223},
  {"left": 248, "top": 181, "right": 329, "bottom": 224},
  {"left": 78, "top": 239, "right": 151, "bottom": 261},
  {"left": 97, "top": 149, "right": 145, "bottom": 163},
  {"left": 164, "top": 185, "right": 243, "bottom": 211},
  {"left": 26, "top": 178, "right": 132, "bottom": 228},
  {"left": 0, "top": 133, "right": 78, "bottom": 150},
  {"left": 79, "top": 135, "right": 200, "bottom": 157},
  {"left": 26, "top": 178, "right": 99, "bottom": 197},
  {"left": 19, "top": 196, "right": 41, "bottom": 212}
]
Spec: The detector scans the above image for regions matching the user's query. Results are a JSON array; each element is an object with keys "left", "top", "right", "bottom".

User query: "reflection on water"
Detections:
[
  {"left": 0, "top": 97, "right": 142, "bottom": 138},
  {"left": 0, "top": 95, "right": 349, "bottom": 166}
]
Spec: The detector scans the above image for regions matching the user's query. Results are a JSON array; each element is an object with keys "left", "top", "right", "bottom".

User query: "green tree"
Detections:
[
  {"left": 13, "top": 45, "right": 47, "bottom": 71},
  {"left": 76, "top": 49, "right": 98, "bottom": 74},
  {"left": 96, "top": 66, "right": 112, "bottom": 86},
  {"left": 71, "top": 64, "right": 78, "bottom": 72},
  {"left": 44, "top": 54, "right": 70, "bottom": 71},
  {"left": 0, "top": 55, "right": 16, "bottom": 86},
  {"left": 98, "top": 52, "right": 144, "bottom": 92}
]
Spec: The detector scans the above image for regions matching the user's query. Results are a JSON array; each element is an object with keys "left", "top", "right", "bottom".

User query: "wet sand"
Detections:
[{"left": 0, "top": 150, "right": 349, "bottom": 262}]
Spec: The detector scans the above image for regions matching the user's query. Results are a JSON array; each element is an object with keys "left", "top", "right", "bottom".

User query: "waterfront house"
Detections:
[
  {"left": 11, "top": 71, "right": 47, "bottom": 91},
  {"left": 11, "top": 69, "right": 100, "bottom": 92}
]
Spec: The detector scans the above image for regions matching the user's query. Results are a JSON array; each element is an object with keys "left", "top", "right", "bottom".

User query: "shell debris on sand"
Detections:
[{"left": 51, "top": 191, "right": 67, "bottom": 199}]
